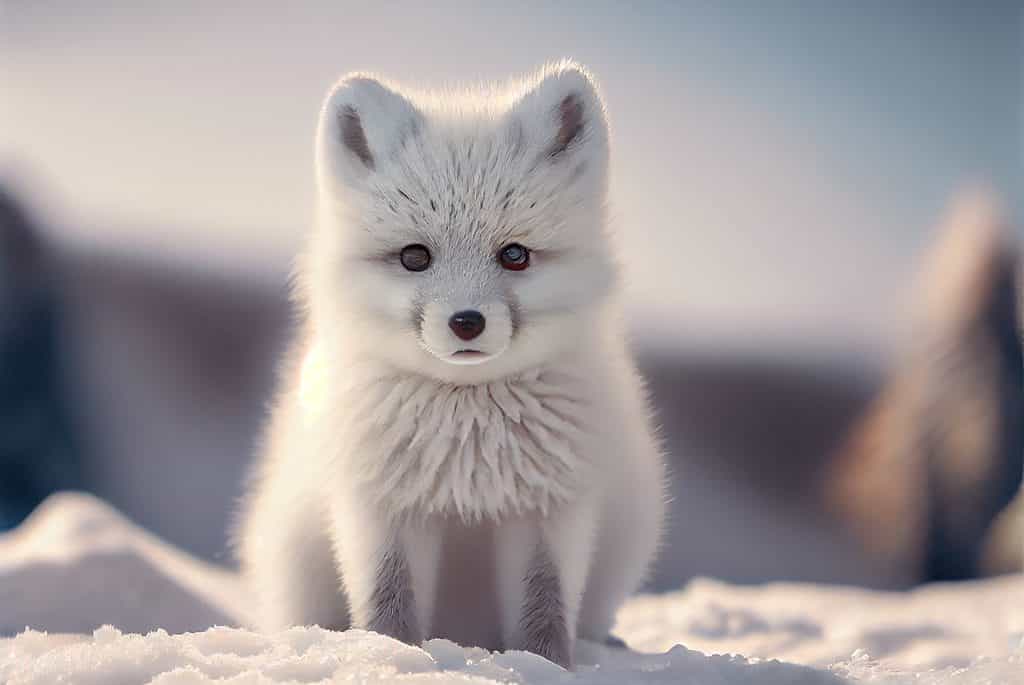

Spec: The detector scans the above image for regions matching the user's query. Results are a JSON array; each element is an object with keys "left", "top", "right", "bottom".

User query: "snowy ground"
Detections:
[{"left": 1, "top": 493, "right": 1021, "bottom": 684}]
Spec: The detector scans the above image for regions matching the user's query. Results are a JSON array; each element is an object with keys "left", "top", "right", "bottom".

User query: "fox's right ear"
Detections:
[{"left": 316, "top": 75, "right": 421, "bottom": 186}]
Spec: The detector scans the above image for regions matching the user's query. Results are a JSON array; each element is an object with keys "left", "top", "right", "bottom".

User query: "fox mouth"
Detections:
[{"left": 447, "top": 349, "right": 492, "bottom": 365}]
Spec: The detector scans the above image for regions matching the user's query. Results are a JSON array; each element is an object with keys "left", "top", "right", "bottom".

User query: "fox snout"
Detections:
[{"left": 419, "top": 300, "right": 513, "bottom": 365}]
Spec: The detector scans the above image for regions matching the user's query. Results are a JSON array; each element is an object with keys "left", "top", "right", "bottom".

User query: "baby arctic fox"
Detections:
[{"left": 237, "top": 61, "right": 665, "bottom": 668}]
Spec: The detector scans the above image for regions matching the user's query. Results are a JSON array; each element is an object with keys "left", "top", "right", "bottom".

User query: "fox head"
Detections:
[{"left": 304, "top": 61, "right": 616, "bottom": 384}]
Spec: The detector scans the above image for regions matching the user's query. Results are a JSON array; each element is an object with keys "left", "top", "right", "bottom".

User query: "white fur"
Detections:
[{"left": 237, "top": 61, "right": 666, "bottom": 666}]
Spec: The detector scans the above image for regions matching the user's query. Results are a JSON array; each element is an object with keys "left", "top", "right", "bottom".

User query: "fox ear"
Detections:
[
  {"left": 507, "top": 62, "right": 609, "bottom": 168},
  {"left": 316, "top": 75, "right": 421, "bottom": 185}
]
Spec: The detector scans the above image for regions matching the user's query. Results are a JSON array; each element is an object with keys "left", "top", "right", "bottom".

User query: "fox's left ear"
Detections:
[{"left": 506, "top": 62, "right": 609, "bottom": 170}]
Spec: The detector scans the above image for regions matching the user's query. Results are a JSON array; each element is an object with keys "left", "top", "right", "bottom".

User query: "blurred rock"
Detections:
[
  {"left": 0, "top": 186, "right": 82, "bottom": 530},
  {"left": 826, "top": 195, "right": 1023, "bottom": 581}
]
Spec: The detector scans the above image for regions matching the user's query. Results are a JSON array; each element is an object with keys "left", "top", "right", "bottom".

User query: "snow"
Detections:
[
  {"left": 1, "top": 493, "right": 1022, "bottom": 684},
  {"left": 3, "top": 625, "right": 1022, "bottom": 685},
  {"left": 2, "top": 626, "right": 842, "bottom": 685}
]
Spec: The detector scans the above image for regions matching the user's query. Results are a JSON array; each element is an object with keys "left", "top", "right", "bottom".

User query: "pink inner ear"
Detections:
[
  {"left": 549, "top": 94, "right": 584, "bottom": 158},
  {"left": 339, "top": 105, "right": 375, "bottom": 171}
]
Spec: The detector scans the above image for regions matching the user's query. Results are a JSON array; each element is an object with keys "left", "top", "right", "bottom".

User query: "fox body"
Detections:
[{"left": 237, "top": 62, "right": 665, "bottom": 668}]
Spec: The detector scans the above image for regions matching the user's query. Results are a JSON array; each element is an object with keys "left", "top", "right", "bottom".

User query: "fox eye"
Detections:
[
  {"left": 399, "top": 244, "right": 431, "bottom": 272},
  {"left": 498, "top": 243, "right": 530, "bottom": 271}
]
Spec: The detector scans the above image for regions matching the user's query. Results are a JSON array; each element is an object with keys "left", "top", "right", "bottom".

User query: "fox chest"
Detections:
[{"left": 334, "top": 371, "right": 594, "bottom": 519}]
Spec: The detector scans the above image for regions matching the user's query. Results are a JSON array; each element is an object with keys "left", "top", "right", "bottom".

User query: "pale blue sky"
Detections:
[{"left": 2, "top": 1, "right": 1021, "bottom": 353}]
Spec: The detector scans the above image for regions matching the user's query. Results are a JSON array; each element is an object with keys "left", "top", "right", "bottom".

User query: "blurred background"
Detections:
[{"left": 1, "top": 1, "right": 1021, "bottom": 591}]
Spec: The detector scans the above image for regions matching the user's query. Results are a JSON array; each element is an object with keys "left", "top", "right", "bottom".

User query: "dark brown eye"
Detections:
[
  {"left": 399, "top": 244, "right": 431, "bottom": 272},
  {"left": 498, "top": 243, "right": 530, "bottom": 271}
]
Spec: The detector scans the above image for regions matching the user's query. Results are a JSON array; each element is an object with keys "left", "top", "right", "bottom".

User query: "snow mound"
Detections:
[
  {"left": 0, "top": 492, "right": 249, "bottom": 635},
  {"left": 619, "top": 575, "right": 1024, "bottom": 669}
]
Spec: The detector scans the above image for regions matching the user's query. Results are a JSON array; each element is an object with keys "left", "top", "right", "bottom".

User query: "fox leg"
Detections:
[
  {"left": 495, "top": 500, "right": 596, "bottom": 669},
  {"left": 331, "top": 502, "right": 442, "bottom": 643}
]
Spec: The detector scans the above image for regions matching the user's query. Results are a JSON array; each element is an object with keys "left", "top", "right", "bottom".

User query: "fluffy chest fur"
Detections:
[{"left": 306, "top": 356, "right": 596, "bottom": 520}]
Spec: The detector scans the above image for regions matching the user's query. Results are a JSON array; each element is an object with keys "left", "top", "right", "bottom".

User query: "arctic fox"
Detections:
[{"left": 237, "top": 61, "right": 665, "bottom": 669}]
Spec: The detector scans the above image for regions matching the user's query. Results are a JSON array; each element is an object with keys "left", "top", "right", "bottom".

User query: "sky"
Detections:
[{"left": 1, "top": 1, "right": 1021, "bottom": 354}]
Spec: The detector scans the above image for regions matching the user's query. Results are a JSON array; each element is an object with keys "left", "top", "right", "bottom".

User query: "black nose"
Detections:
[{"left": 449, "top": 310, "right": 486, "bottom": 341}]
